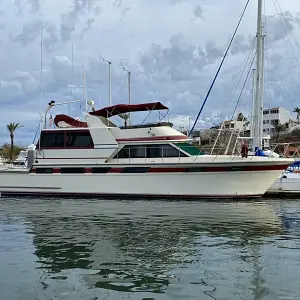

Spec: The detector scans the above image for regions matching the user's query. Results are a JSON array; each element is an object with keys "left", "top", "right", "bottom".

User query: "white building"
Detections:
[
  {"left": 223, "top": 120, "right": 245, "bottom": 131},
  {"left": 263, "top": 107, "right": 294, "bottom": 134}
]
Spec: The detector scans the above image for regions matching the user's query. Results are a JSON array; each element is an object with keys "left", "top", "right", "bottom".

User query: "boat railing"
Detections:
[{"left": 270, "top": 142, "right": 300, "bottom": 158}]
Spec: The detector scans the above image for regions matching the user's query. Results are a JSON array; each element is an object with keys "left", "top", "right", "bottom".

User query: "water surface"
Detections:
[{"left": 1, "top": 198, "right": 300, "bottom": 299}]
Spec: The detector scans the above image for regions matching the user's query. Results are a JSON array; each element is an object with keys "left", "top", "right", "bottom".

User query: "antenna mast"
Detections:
[
  {"left": 71, "top": 44, "right": 74, "bottom": 115},
  {"left": 39, "top": 26, "right": 43, "bottom": 148},
  {"left": 81, "top": 53, "right": 88, "bottom": 120},
  {"left": 103, "top": 58, "right": 112, "bottom": 106},
  {"left": 123, "top": 66, "right": 132, "bottom": 124}
]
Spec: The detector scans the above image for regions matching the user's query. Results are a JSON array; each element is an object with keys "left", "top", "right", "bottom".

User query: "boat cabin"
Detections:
[{"left": 34, "top": 101, "right": 202, "bottom": 165}]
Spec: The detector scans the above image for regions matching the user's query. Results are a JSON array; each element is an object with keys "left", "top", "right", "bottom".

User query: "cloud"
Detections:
[
  {"left": 193, "top": 5, "right": 203, "bottom": 19},
  {"left": 1, "top": 0, "right": 300, "bottom": 145},
  {"left": 12, "top": 0, "right": 41, "bottom": 14},
  {"left": 265, "top": 11, "right": 296, "bottom": 42},
  {"left": 60, "top": 0, "right": 102, "bottom": 42},
  {"left": 11, "top": 20, "right": 60, "bottom": 52}
]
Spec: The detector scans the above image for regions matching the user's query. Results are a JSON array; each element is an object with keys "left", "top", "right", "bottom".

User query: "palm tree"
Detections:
[
  {"left": 293, "top": 107, "right": 300, "bottom": 124},
  {"left": 6, "top": 122, "right": 23, "bottom": 162},
  {"left": 237, "top": 112, "right": 248, "bottom": 122},
  {"left": 118, "top": 113, "right": 130, "bottom": 128},
  {"left": 273, "top": 123, "right": 287, "bottom": 142}
]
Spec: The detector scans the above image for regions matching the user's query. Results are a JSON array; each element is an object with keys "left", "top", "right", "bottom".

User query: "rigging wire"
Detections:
[
  {"left": 188, "top": 0, "right": 250, "bottom": 136},
  {"left": 274, "top": 0, "right": 300, "bottom": 52},
  {"left": 222, "top": 53, "right": 255, "bottom": 155},
  {"left": 262, "top": 0, "right": 294, "bottom": 108},
  {"left": 271, "top": 0, "right": 300, "bottom": 72},
  {"left": 222, "top": 37, "right": 256, "bottom": 120},
  {"left": 210, "top": 41, "right": 256, "bottom": 153},
  {"left": 265, "top": 24, "right": 293, "bottom": 102},
  {"left": 229, "top": 53, "right": 256, "bottom": 122},
  {"left": 32, "top": 122, "right": 41, "bottom": 144},
  {"left": 266, "top": 47, "right": 292, "bottom": 106}
]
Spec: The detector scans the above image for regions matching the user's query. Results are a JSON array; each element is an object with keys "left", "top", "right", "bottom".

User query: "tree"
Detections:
[
  {"left": 273, "top": 123, "right": 287, "bottom": 142},
  {"left": 6, "top": 122, "right": 23, "bottom": 162},
  {"left": 237, "top": 112, "right": 248, "bottom": 122},
  {"left": 1, "top": 143, "right": 25, "bottom": 161},
  {"left": 294, "top": 107, "right": 300, "bottom": 124},
  {"left": 118, "top": 113, "right": 130, "bottom": 127}
]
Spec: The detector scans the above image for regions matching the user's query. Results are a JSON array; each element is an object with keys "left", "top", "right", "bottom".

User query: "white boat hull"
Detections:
[
  {"left": 0, "top": 163, "right": 290, "bottom": 199},
  {"left": 267, "top": 172, "right": 300, "bottom": 195}
]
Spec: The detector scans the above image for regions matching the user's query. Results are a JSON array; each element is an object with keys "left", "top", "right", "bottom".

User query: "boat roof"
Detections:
[{"left": 89, "top": 102, "right": 168, "bottom": 118}]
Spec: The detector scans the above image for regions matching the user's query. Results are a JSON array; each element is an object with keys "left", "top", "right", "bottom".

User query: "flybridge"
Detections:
[
  {"left": 36, "top": 100, "right": 190, "bottom": 152},
  {"left": 48, "top": 101, "right": 171, "bottom": 130}
]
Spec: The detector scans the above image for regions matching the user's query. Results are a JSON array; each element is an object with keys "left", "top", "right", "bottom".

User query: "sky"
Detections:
[{"left": 1, "top": 0, "right": 300, "bottom": 146}]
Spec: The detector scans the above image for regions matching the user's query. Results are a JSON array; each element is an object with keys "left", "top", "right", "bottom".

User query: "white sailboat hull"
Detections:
[{"left": 0, "top": 162, "right": 290, "bottom": 199}]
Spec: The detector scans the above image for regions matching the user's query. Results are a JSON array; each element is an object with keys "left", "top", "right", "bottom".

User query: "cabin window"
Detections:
[
  {"left": 130, "top": 146, "right": 146, "bottom": 158},
  {"left": 65, "top": 131, "right": 94, "bottom": 148},
  {"left": 40, "top": 132, "right": 65, "bottom": 148},
  {"left": 146, "top": 145, "right": 161, "bottom": 158},
  {"left": 174, "top": 143, "right": 204, "bottom": 155},
  {"left": 162, "top": 144, "right": 185, "bottom": 157},
  {"left": 116, "top": 147, "right": 130, "bottom": 159},
  {"left": 114, "top": 144, "right": 188, "bottom": 159},
  {"left": 115, "top": 146, "right": 146, "bottom": 158}
]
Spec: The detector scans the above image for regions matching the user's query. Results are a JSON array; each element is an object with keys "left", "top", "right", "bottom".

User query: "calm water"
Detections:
[{"left": 1, "top": 198, "right": 300, "bottom": 299}]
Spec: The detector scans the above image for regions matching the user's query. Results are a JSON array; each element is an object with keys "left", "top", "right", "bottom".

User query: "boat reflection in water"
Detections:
[{"left": 1, "top": 198, "right": 288, "bottom": 300}]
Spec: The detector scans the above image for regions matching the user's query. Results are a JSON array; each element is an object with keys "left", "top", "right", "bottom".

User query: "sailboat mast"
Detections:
[
  {"left": 253, "top": 0, "right": 263, "bottom": 150},
  {"left": 260, "top": 34, "right": 265, "bottom": 147},
  {"left": 250, "top": 68, "right": 256, "bottom": 140}
]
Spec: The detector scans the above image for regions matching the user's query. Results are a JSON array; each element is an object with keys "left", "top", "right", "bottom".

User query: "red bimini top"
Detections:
[{"left": 89, "top": 102, "right": 168, "bottom": 118}]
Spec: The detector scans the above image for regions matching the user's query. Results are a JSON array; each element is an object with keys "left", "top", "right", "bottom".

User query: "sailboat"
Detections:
[{"left": 0, "top": 0, "right": 293, "bottom": 199}]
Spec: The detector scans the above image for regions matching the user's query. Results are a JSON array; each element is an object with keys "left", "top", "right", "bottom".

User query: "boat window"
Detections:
[
  {"left": 114, "top": 144, "right": 188, "bottom": 159},
  {"left": 146, "top": 145, "right": 161, "bottom": 158},
  {"left": 116, "top": 146, "right": 130, "bottom": 159},
  {"left": 65, "top": 131, "right": 94, "bottom": 148},
  {"left": 162, "top": 144, "right": 185, "bottom": 157},
  {"left": 174, "top": 143, "right": 204, "bottom": 155},
  {"left": 115, "top": 145, "right": 146, "bottom": 158},
  {"left": 130, "top": 146, "right": 146, "bottom": 158},
  {"left": 40, "top": 132, "right": 65, "bottom": 148}
]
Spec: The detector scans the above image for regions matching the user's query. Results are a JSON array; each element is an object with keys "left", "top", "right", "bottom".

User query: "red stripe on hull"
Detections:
[
  {"left": 108, "top": 168, "right": 123, "bottom": 173},
  {"left": 243, "top": 165, "right": 290, "bottom": 171},
  {"left": 29, "top": 164, "right": 289, "bottom": 174},
  {"left": 0, "top": 191, "right": 264, "bottom": 200}
]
